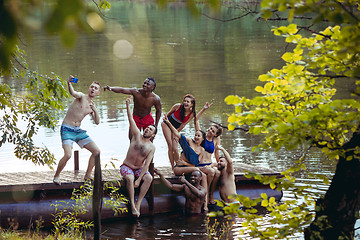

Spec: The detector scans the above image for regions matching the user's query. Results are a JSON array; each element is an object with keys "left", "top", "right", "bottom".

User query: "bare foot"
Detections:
[
  {"left": 135, "top": 202, "right": 142, "bottom": 216},
  {"left": 209, "top": 199, "right": 216, "bottom": 205},
  {"left": 131, "top": 206, "right": 140, "bottom": 217}
]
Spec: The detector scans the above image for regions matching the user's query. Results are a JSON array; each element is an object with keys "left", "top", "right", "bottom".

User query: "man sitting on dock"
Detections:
[
  {"left": 216, "top": 145, "right": 239, "bottom": 205},
  {"left": 154, "top": 168, "right": 206, "bottom": 215},
  {"left": 121, "top": 96, "right": 157, "bottom": 217},
  {"left": 53, "top": 75, "right": 101, "bottom": 185}
]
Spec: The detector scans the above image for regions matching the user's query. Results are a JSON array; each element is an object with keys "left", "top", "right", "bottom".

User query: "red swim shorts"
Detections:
[{"left": 132, "top": 113, "right": 154, "bottom": 131}]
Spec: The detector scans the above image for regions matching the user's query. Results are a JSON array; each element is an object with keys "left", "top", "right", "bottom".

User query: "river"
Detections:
[{"left": 1, "top": 1, "right": 354, "bottom": 239}]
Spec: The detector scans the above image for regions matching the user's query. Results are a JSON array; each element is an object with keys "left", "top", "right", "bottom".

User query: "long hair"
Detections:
[
  {"left": 213, "top": 124, "right": 223, "bottom": 137},
  {"left": 180, "top": 94, "right": 196, "bottom": 121}
]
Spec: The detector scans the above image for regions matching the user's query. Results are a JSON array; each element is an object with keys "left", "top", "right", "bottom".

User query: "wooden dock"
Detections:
[
  {"left": 0, "top": 163, "right": 281, "bottom": 193},
  {"left": 0, "top": 157, "right": 283, "bottom": 229}
]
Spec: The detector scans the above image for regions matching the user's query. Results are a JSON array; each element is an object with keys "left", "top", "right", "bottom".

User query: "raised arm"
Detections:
[
  {"left": 126, "top": 96, "right": 141, "bottom": 136},
  {"left": 67, "top": 75, "right": 83, "bottom": 99},
  {"left": 104, "top": 85, "right": 134, "bottom": 95},
  {"left": 195, "top": 102, "right": 213, "bottom": 131},
  {"left": 217, "top": 145, "right": 234, "bottom": 173},
  {"left": 163, "top": 114, "right": 181, "bottom": 139},
  {"left": 214, "top": 137, "right": 221, "bottom": 162},
  {"left": 154, "top": 168, "right": 184, "bottom": 192}
]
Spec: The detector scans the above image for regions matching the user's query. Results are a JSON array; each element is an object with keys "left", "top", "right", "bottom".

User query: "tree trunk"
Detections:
[{"left": 304, "top": 131, "right": 360, "bottom": 239}]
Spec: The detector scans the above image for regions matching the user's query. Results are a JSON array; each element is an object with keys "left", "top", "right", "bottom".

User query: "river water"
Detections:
[{"left": 1, "top": 1, "right": 355, "bottom": 239}]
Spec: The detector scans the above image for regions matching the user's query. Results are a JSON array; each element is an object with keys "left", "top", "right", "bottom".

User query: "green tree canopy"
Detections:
[{"left": 223, "top": 0, "right": 360, "bottom": 239}]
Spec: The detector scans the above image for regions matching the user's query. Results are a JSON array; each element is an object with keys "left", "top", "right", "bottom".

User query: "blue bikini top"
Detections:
[{"left": 202, "top": 138, "right": 215, "bottom": 154}]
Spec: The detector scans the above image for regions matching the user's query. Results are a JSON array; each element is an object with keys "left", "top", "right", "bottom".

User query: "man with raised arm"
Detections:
[
  {"left": 104, "top": 77, "right": 161, "bottom": 139},
  {"left": 53, "top": 75, "right": 101, "bottom": 185},
  {"left": 121, "top": 96, "right": 157, "bottom": 217},
  {"left": 154, "top": 168, "right": 206, "bottom": 214},
  {"left": 216, "top": 145, "right": 238, "bottom": 204}
]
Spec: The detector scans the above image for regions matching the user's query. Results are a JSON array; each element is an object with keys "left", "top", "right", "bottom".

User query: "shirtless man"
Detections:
[
  {"left": 53, "top": 75, "right": 101, "bottom": 185},
  {"left": 104, "top": 77, "right": 161, "bottom": 139},
  {"left": 154, "top": 168, "right": 206, "bottom": 214},
  {"left": 121, "top": 96, "right": 157, "bottom": 217},
  {"left": 216, "top": 145, "right": 238, "bottom": 204}
]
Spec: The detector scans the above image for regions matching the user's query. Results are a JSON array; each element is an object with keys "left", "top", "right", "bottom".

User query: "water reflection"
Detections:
[{"left": 0, "top": 1, "right": 347, "bottom": 239}]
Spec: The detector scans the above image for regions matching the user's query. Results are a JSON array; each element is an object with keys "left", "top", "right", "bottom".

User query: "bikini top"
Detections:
[
  {"left": 202, "top": 138, "right": 215, "bottom": 154},
  {"left": 172, "top": 104, "right": 192, "bottom": 123}
]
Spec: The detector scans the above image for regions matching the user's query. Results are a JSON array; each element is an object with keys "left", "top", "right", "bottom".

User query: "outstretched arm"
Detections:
[
  {"left": 195, "top": 102, "right": 213, "bottom": 131},
  {"left": 67, "top": 75, "right": 83, "bottom": 99},
  {"left": 154, "top": 168, "right": 184, "bottom": 192},
  {"left": 163, "top": 114, "right": 181, "bottom": 139},
  {"left": 104, "top": 85, "right": 134, "bottom": 95}
]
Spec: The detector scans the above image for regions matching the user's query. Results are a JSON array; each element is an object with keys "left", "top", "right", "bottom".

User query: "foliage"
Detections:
[
  {"left": 51, "top": 180, "right": 127, "bottom": 236},
  {"left": 221, "top": 0, "right": 360, "bottom": 238},
  {"left": 0, "top": 68, "right": 69, "bottom": 167},
  {"left": 206, "top": 216, "right": 234, "bottom": 240},
  {"left": 0, "top": 0, "right": 110, "bottom": 167},
  {"left": 0, "top": 0, "right": 111, "bottom": 71}
]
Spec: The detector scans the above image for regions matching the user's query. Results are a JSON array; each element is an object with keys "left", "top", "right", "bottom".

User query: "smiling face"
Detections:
[
  {"left": 190, "top": 170, "right": 202, "bottom": 185},
  {"left": 142, "top": 79, "right": 155, "bottom": 92},
  {"left": 88, "top": 82, "right": 101, "bottom": 97},
  {"left": 206, "top": 125, "right": 222, "bottom": 138},
  {"left": 194, "top": 130, "right": 205, "bottom": 144},
  {"left": 183, "top": 96, "right": 194, "bottom": 110}
]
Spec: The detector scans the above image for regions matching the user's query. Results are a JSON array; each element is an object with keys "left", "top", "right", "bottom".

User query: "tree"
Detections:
[
  {"left": 223, "top": 0, "right": 360, "bottom": 239},
  {"left": 0, "top": 0, "right": 110, "bottom": 167}
]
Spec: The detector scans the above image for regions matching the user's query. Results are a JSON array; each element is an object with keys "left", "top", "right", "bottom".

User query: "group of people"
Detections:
[{"left": 53, "top": 75, "right": 238, "bottom": 217}]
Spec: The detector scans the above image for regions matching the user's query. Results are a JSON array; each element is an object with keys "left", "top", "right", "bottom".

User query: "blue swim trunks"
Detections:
[{"left": 60, "top": 124, "right": 93, "bottom": 148}]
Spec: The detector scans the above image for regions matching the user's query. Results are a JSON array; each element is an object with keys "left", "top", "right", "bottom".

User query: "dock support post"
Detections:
[
  {"left": 93, "top": 154, "right": 102, "bottom": 240},
  {"left": 147, "top": 162, "right": 155, "bottom": 213},
  {"left": 74, "top": 150, "right": 79, "bottom": 172}
]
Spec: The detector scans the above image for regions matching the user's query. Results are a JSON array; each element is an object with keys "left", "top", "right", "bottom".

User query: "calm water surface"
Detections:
[{"left": 1, "top": 1, "right": 348, "bottom": 239}]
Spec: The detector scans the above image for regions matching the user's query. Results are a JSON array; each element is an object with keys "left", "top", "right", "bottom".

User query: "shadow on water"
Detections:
[{"left": 101, "top": 211, "right": 209, "bottom": 240}]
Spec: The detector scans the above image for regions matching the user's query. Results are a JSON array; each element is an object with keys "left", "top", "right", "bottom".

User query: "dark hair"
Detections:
[
  {"left": 150, "top": 124, "right": 158, "bottom": 135},
  {"left": 180, "top": 94, "right": 196, "bottom": 121},
  {"left": 213, "top": 124, "right": 223, "bottom": 137},
  {"left": 146, "top": 77, "right": 156, "bottom": 91},
  {"left": 197, "top": 129, "right": 206, "bottom": 141}
]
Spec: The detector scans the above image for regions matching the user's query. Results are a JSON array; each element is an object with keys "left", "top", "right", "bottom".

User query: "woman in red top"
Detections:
[{"left": 161, "top": 94, "right": 196, "bottom": 169}]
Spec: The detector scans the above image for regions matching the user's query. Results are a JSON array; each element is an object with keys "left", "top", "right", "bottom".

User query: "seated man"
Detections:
[
  {"left": 216, "top": 145, "right": 239, "bottom": 206},
  {"left": 120, "top": 96, "right": 157, "bottom": 217},
  {"left": 154, "top": 168, "right": 206, "bottom": 215}
]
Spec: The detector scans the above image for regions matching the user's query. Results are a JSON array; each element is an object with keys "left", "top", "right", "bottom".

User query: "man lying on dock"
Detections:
[
  {"left": 154, "top": 168, "right": 206, "bottom": 215},
  {"left": 53, "top": 75, "right": 101, "bottom": 185},
  {"left": 121, "top": 96, "right": 157, "bottom": 217}
]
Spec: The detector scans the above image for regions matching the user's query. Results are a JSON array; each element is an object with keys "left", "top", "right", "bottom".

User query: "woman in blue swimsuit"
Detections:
[
  {"left": 195, "top": 102, "right": 223, "bottom": 205},
  {"left": 163, "top": 114, "right": 209, "bottom": 211}
]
